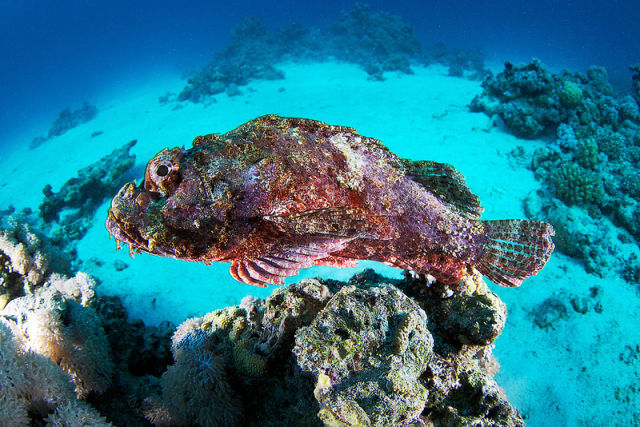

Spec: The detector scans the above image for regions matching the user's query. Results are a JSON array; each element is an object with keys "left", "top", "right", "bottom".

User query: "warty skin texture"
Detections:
[{"left": 106, "top": 115, "right": 554, "bottom": 287}]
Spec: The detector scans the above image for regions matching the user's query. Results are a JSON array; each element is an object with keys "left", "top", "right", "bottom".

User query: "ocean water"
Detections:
[{"left": 1, "top": 1, "right": 640, "bottom": 425}]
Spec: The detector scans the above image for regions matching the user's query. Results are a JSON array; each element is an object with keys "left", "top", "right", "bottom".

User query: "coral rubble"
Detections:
[{"left": 30, "top": 102, "right": 98, "bottom": 149}]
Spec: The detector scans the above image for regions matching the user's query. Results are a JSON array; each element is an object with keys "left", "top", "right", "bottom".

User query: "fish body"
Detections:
[{"left": 106, "top": 115, "right": 554, "bottom": 287}]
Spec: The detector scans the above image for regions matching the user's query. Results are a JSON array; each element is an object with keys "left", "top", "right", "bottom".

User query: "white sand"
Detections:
[{"left": 1, "top": 61, "right": 637, "bottom": 424}]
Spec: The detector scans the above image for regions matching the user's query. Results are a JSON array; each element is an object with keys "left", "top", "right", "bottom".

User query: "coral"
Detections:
[
  {"left": 156, "top": 329, "right": 242, "bottom": 426},
  {"left": 1, "top": 274, "right": 114, "bottom": 398},
  {"left": 559, "top": 80, "right": 583, "bottom": 108},
  {"left": 3, "top": 263, "right": 522, "bottom": 426},
  {"left": 576, "top": 137, "right": 599, "bottom": 169},
  {"left": 631, "top": 64, "right": 640, "bottom": 101},
  {"left": 471, "top": 59, "right": 640, "bottom": 139},
  {"left": 177, "top": 5, "right": 482, "bottom": 102},
  {"left": 39, "top": 139, "right": 136, "bottom": 243},
  {"left": 294, "top": 284, "right": 432, "bottom": 426},
  {"left": 147, "top": 279, "right": 331, "bottom": 426},
  {"left": 0, "top": 321, "right": 112, "bottom": 425},
  {"left": 0, "top": 227, "right": 48, "bottom": 305},
  {"left": 0, "top": 211, "right": 75, "bottom": 308},
  {"left": 550, "top": 163, "right": 604, "bottom": 206},
  {"left": 327, "top": 3, "right": 422, "bottom": 77},
  {"left": 30, "top": 102, "right": 98, "bottom": 149},
  {"left": 595, "top": 128, "right": 626, "bottom": 161},
  {"left": 470, "top": 59, "right": 565, "bottom": 138},
  {"left": 524, "top": 191, "right": 640, "bottom": 277},
  {"left": 522, "top": 65, "right": 640, "bottom": 281}
]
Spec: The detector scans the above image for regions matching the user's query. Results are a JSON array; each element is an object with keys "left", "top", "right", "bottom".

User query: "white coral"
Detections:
[
  {"left": 0, "top": 321, "right": 111, "bottom": 426},
  {"left": 2, "top": 278, "right": 113, "bottom": 398}
]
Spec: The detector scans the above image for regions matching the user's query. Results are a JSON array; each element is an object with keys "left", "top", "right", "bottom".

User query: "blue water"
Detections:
[
  {"left": 2, "top": 1, "right": 639, "bottom": 142},
  {"left": 2, "top": 1, "right": 640, "bottom": 425}
]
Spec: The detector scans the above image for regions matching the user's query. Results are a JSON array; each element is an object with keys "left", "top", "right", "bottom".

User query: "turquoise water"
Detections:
[{"left": 1, "top": 2, "right": 640, "bottom": 425}]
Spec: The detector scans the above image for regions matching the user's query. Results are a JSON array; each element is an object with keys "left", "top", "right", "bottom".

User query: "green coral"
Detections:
[
  {"left": 595, "top": 129, "right": 626, "bottom": 161},
  {"left": 142, "top": 272, "right": 523, "bottom": 426},
  {"left": 551, "top": 163, "right": 604, "bottom": 206},
  {"left": 294, "top": 285, "right": 433, "bottom": 426},
  {"left": 559, "top": 80, "right": 583, "bottom": 108},
  {"left": 576, "top": 138, "right": 599, "bottom": 169}
]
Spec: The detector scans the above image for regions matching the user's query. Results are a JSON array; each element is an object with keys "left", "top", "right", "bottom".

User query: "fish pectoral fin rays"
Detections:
[
  {"left": 229, "top": 237, "right": 353, "bottom": 287},
  {"left": 476, "top": 219, "right": 555, "bottom": 287},
  {"left": 263, "top": 208, "right": 393, "bottom": 240},
  {"left": 402, "top": 159, "right": 483, "bottom": 219}
]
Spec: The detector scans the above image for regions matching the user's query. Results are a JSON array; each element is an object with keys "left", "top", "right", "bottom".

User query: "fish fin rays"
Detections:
[
  {"left": 402, "top": 159, "right": 483, "bottom": 219},
  {"left": 476, "top": 219, "right": 555, "bottom": 287},
  {"left": 229, "top": 237, "right": 354, "bottom": 287}
]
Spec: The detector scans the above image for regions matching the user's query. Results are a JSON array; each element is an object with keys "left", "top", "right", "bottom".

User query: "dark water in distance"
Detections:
[{"left": 1, "top": 0, "right": 639, "bottom": 143}]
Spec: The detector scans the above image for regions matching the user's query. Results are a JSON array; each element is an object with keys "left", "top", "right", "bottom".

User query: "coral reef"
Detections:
[
  {"left": 473, "top": 58, "right": 640, "bottom": 282},
  {"left": 144, "top": 271, "right": 522, "bottom": 426},
  {"left": 294, "top": 284, "right": 432, "bottom": 425},
  {"left": 470, "top": 59, "right": 567, "bottom": 138},
  {"left": 177, "top": 4, "right": 485, "bottom": 102},
  {"left": 1, "top": 273, "right": 113, "bottom": 398},
  {"left": 631, "top": 64, "right": 640, "bottom": 101},
  {"left": 0, "top": 248, "right": 523, "bottom": 426},
  {"left": 30, "top": 102, "right": 98, "bottom": 149},
  {"left": 0, "top": 215, "right": 177, "bottom": 425},
  {"left": 0, "top": 210, "right": 73, "bottom": 308},
  {"left": 39, "top": 139, "right": 136, "bottom": 243},
  {"left": 326, "top": 3, "right": 422, "bottom": 80},
  {"left": 0, "top": 321, "right": 112, "bottom": 426},
  {"left": 470, "top": 59, "right": 640, "bottom": 138}
]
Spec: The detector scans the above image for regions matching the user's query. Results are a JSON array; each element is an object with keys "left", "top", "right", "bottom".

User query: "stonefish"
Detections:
[{"left": 106, "top": 115, "right": 554, "bottom": 287}]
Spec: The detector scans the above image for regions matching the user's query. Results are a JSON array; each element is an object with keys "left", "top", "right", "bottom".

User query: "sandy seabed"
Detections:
[{"left": 1, "top": 61, "right": 638, "bottom": 425}]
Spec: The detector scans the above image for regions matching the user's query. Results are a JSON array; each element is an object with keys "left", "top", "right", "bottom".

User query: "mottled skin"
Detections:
[{"left": 106, "top": 115, "right": 554, "bottom": 287}]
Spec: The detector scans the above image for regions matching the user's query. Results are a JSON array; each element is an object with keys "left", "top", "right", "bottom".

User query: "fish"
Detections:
[{"left": 105, "top": 115, "right": 554, "bottom": 288}]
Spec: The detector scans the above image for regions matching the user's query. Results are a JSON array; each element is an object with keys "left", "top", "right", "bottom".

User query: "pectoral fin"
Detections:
[{"left": 229, "top": 236, "right": 354, "bottom": 287}]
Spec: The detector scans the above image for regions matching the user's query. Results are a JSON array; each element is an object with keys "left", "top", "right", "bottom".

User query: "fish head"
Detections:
[{"left": 106, "top": 145, "right": 237, "bottom": 261}]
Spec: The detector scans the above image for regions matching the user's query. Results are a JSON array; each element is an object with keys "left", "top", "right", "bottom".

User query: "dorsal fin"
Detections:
[{"left": 401, "top": 159, "right": 483, "bottom": 219}]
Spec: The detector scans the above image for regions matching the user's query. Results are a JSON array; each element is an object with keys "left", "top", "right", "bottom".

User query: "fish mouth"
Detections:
[{"left": 105, "top": 210, "right": 152, "bottom": 255}]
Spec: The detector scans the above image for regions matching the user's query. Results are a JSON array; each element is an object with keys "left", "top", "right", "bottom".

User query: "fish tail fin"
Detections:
[{"left": 476, "top": 219, "right": 555, "bottom": 287}]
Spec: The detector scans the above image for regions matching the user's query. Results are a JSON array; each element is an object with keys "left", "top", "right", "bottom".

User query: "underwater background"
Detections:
[{"left": 1, "top": 1, "right": 640, "bottom": 425}]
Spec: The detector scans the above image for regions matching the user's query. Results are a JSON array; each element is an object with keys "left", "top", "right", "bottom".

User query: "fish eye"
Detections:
[{"left": 156, "top": 163, "right": 170, "bottom": 177}]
